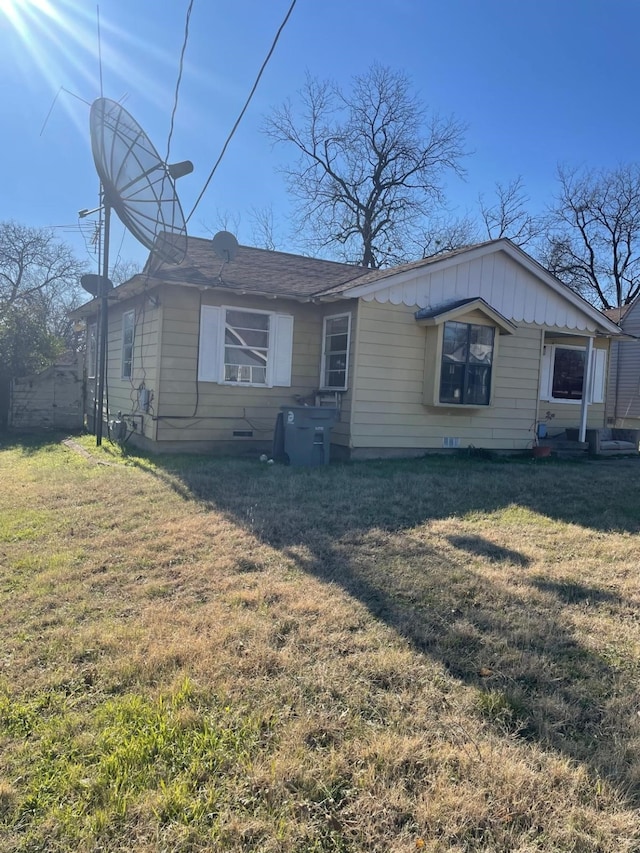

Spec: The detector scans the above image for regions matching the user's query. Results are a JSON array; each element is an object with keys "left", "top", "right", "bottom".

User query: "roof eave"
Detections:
[{"left": 415, "top": 297, "right": 517, "bottom": 335}]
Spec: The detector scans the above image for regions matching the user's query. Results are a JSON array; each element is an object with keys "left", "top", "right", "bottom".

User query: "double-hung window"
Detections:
[
  {"left": 224, "top": 310, "right": 269, "bottom": 384},
  {"left": 198, "top": 305, "right": 294, "bottom": 387},
  {"left": 320, "top": 313, "right": 351, "bottom": 390},
  {"left": 121, "top": 310, "right": 135, "bottom": 379},
  {"left": 439, "top": 321, "right": 494, "bottom": 405}
]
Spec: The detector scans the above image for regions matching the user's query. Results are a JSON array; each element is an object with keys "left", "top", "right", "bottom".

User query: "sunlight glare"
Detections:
[
  {"left": 1, "top": 0, "right": 177, "bottom": 120},
  {"left": 0, "top": 0, "right": 56, "bottom": 27}
]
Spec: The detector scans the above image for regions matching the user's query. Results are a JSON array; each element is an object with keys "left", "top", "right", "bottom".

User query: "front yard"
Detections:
[{"left": 1, "top": 436, "right": 639, "bottom": 851}]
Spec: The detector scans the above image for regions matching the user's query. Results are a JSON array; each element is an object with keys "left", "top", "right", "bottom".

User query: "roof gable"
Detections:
[{"left": 328, "top": 240, "right": 622, "bottom": 335}]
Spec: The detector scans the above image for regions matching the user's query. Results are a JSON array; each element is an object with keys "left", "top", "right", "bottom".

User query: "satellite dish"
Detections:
[
  {"left": 81, "top": 274, "right": 112, "bottom": 297},
  {"left": 89, "top": 97, "right": 193, "bottom": 265},
  {"left": 212, "top": 230, "right": 239, "bottom": 263},
  {"left": 87, "top": 96, "right": 193, "bottom": 447}
]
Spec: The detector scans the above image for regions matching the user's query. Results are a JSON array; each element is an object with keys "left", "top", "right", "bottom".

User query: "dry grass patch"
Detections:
[{"left": 0, "top": 435, "right": 639, "bottom": 851}]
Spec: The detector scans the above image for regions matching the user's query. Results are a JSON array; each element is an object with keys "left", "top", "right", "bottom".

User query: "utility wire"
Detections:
[
  {"left": 97, "top": 5, "right": 104, "bottom": 98},
  {"left": 146, "top": 0, "right": 193, "bottom": 279},
  {"left": 165, "top": 0, "right": 194, "bottom": 166},
  {"left": 185, "top": 0, "right": 297, "bottom": 224}
]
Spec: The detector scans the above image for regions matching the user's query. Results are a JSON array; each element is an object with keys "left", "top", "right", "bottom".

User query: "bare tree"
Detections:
[
  {"left": 0, "top": 221, "right": 86, "bottom": 428},
  {"left": 0, "top": 221, "right": 85, "bottom": 313},
  {"left": 110, "top": 259, "right": 141, "bottom": 286},
  {"left": 250, "top": 205, "right": 280, "bottom": 251},
  {"left": 542, "top": 165, "right": 640, "bottom": 309},
  {"left": 264, "top": 64, "right": 467, "bottom": 268},
  {"left": 201, "top": 210, "right": 243, "bottom": 241},
  {"left": 478, "top": 177, "right": 543, "bottom": 248},
  {"left": 416, "top": 214, "right": 479, "bottom": 259},
  {"left": 0, "top": 221, "right": 86, "bottom": 349}
]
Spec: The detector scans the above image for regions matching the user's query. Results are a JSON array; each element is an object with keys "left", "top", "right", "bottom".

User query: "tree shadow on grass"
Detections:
[
  {"left": 446, "top": 534, "right": 531, "bottom": 566},
  {"left": 109, "top": 452, "right": 640, "bottom": 803},
  {"left": 0, "top": 430, "right": 80, "bottom": 455},
  {"left": 530, "top": 577, "right": 622, "bottom": 606}
]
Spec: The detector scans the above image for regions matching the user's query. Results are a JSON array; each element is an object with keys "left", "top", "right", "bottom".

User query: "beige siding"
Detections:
[
  {"left": 350, "top": 300, "right": 609, "bottom": 453},
  {"left": 95, "top": 273, "right": 614, "bottom": 455},
  {"left": 90, "top": 294, "right": 161, "bottom": 441},
  {"left": 318, "top": 304, "right": 357, "bottom": 447},
  {"left": 350, "top": 300, "right": 543, "bottom": 451},
  {"left": 153, "top": 286, "right": 357, "bottom": 449}
]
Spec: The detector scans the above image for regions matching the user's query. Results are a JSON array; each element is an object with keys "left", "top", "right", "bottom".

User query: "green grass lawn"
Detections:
[{"left": 1, "top": 434, "right": 640, "bottom": 851}]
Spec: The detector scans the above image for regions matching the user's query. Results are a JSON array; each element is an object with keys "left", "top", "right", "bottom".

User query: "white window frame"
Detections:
[
  {"left": 320, "top": 312, "right": 351, "bottom": 391},
  {"left": 540, "top": 343, "right": 607, "bottom": 404},
  {"left": 121, "top": 310, "right": 135, "bottom": 380},
  {"left": 198, "top": 305, "right": 294, "bottom": 388},
  {"left": 223, "top": 307, "right": 271, "bottom": 386}
]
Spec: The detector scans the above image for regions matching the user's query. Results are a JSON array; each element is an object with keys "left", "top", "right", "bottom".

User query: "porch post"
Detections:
[{"left": 578, "top": 336, "right": 594, "bottom": 442}]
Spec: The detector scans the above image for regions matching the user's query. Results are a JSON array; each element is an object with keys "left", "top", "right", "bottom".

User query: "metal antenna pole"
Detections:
[{"left": 96, "top": 203, "right": 110, "bottom": 446}]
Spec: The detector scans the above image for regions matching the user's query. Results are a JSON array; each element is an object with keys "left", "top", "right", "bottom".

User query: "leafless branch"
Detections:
[{"left": 264, "top": 63, "right": 468, "bottom": 268}]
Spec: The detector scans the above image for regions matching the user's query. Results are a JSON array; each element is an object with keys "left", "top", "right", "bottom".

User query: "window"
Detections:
[
  {"left": 87, "top": 323, "right": 97, "bottom": 379},
  {"left": 541, "top": 344, "right": 607, "bottom": 404},
  {"left": 224, "top": 309, "right": 269, "bottom": 384},
  {"left": 551, "top": 346, "right": 584, "bottom": 400},
  {"left": 320, "top": 313, "right": 351, "bottom": 390},
  {"left": 121, "top": 310, "right": 135, "bottom": 379},
  {"left": 198, "top": 305, "right": 294, "bottom": 387},
  {"left": 439, "top": 321, "right": 494, "bottom": 405}
]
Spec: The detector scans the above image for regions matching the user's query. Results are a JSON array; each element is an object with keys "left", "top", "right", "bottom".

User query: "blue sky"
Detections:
[{"left": 1, "top": 0, "right": 640, "bottom": 273}]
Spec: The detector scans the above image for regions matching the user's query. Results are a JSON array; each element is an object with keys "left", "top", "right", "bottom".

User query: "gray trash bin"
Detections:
[{"left": 279, "top": 405, "right": 339, "bottom": 466}]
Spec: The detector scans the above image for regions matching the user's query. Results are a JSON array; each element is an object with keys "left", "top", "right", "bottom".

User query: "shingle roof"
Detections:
[
  {"left": 146, "top": 236, "right": 501, "bottom": 299},
  {"left": 147, "top": 236, "right": 366, "bottom": 298},
  {"left": 602, "top": 302, "right": 635, "bottom": 324}
]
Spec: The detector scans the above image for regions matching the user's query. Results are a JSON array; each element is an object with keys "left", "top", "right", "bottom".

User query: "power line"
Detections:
[
  {"left": 140, "top": 0, "right": 194, "bottom": 285},
  {"left": 165, "top": 0, "right": 194, "bottom": 166},
  {"left": 185, "top": 0, "right": 297, "bottom": 224},
  {"left": 97, "top": 5, "right": 104, "bottom": 98}
]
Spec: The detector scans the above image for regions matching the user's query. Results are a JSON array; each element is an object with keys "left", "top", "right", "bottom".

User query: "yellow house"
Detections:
[{"left": 74, "top": 237, "right": 624, "bottom": 458}]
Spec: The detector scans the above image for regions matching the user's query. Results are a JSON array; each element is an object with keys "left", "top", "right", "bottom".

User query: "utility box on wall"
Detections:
[{"left": 277, "top": 405, "right": 339, "bottom": 467}]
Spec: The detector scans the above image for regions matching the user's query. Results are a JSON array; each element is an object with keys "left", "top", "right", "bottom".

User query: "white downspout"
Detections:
[{"left": 579, "top": 336, "right": 595, "bottom": 442}]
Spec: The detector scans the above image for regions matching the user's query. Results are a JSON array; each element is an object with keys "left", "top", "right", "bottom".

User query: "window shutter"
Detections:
[
  {"left": 539, "top": 345, "right": 552, "bottom": 401},
  {"left": 198, "top": 305, "right": 222, "bottom": 382},
  {"left": 272, "top": 314, "right": 294, "bottom": 387},
  {"left": 589, "top": 348, "right": 607, "bottom": 403}
]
